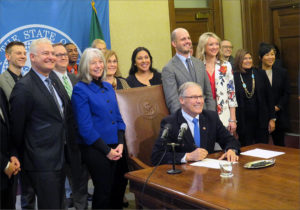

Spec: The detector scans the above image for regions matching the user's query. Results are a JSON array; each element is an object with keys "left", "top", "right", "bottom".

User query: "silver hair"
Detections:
[
  {"left": 29, "top": 38, "right": 52, "bottom": 54},
  {"left": 77, "top": 48, "right": 107, "bottom": 83},
  {"left": 178, "top": 82, "right": 203, "bottom": 98}
]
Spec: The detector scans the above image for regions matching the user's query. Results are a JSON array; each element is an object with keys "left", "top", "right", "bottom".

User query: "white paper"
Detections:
[
  {"left": 240, "top": 148, "right": 285, "bottom": 158},
  {"left": 190, "top": 158, "right": 236, "bottom": 169}
]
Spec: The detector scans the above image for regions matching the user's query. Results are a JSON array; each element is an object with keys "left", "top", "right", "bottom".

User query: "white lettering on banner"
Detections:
[{"left": 0, "top": 24, "right": 82, "bottom": 75}]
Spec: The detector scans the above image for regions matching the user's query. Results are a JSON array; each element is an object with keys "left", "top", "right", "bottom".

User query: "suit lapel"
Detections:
[
  {"left": 177, "top": 110, "right": 196, "bottom": 149},
  {"left": 173, "top": 56, "right": 193, "bottom": 81},
  {"left": 3, "top": 71, "right": 15, "bottom": 90},
  {"left": 199, "top": 113, "right": 208, "bottom": 149},
  {"left": 30, "top": 70, "right": 63, "bottom": 119}
]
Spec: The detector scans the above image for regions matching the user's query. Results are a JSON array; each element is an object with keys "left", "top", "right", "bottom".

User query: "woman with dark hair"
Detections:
[
  {"left": 259, "top": 43, "right": 290, "bottom": 146},
  {"left": 71, "top": 48, "right": 126, "bottom": 209},
  {"left": 233, "top": 49, "right": 275, "bottom": 146},
  {"left": 126, "top": 47, "right": 162, "bottom": 87}
]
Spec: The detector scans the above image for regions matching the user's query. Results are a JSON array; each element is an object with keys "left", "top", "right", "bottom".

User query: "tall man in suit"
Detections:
[
  {"left": 0, "top": 87, "right": 20, "bottom": 209},
  {"left": 162, "top": 28, "right": 215, "bottom": 114},
  {"left": 10, "top": 38, "right": 67, "bottom": 209},
  {"left": 151, "top": 82, "right": 240, "bottom": 165},
  {"left": 0, "top": 41, "right": 26, "bottom": 100},
  {"left": 51, "top": 43, "right": 89, "bottom": 209}
]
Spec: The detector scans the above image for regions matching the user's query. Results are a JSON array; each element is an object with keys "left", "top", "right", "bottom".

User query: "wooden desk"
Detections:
[{"left": 125, "top": 144, "right": 300, "bottom": 209}]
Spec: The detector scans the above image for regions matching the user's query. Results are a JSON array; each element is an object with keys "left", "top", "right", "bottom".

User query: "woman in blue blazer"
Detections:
[{"left": 71, "top": 48, "right": 126, "bottom": 209}]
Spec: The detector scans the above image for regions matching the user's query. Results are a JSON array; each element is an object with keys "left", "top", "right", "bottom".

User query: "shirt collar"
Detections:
[
  {"left": 176, "top": 53, "right": 191, "bottom": 63},
  {"left": 181, "top": 109, "right": 199, "bottom": 122},
  {"left": 32, "top": 68, "right": 48, "bottom": 81}
]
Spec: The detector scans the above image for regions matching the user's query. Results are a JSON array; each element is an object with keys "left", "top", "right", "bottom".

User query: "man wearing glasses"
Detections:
[
  {"left": 220, "top": 40, "right": 234, "bottom": 67},
  {"left": 151, "top": 82, "right": 240, "bottom": 165},
  {"left": 10, "top": 38, "right": 68, "bottom": 208},
  {"left": 51, "top": 43, "right": 89, "bottom": 209}
]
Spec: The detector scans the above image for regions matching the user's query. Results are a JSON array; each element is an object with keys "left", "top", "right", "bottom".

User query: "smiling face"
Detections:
[
  {"left": 261, "top": 49, "right": 275, "bottom": 69},
  {"left": 135, "top": 50, "right": 151, "bottom": 73},
  {"left": 221, "top": 40, "right": 233, "bottom": 58},
  {"left": 30, "top": 43, "right": 56, "bottom": 76},
  {"left": 242, "top": 53, "right": 253, "bottom": 69},
  {"left": 179, "top": 85, "right": 204, "bottom": 117},
  {"left": 89, "top": 57, "right": 104, "bottom": 80},
  {"left": 172, "top": 29, "right": 192, "bottom": 56},
  {"left": 6, "top": 45, "right": 27, "bottom": 70},
  {"left": 66, "top": 44, "right": 78, "bottom": 63},
  {"left": 106, "top": 54, "right": 118, "bottom": 76},
  {"left": 53, "top": 45, "right": 69, "bottom": 72},
  {"left": 205, "top": 37, "right": 219, "bottom": 58}
]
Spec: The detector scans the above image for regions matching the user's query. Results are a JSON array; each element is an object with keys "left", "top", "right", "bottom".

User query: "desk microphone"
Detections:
[
  {"left": 177, "top": 123, "right": 188, "bottom": 142},
  {"left": 161, "top": 123, "right": 172, "bottom": 139}
]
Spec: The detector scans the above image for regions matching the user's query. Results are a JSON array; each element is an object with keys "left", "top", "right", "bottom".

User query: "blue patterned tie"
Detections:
[{"left": 192, "top": 118, "right": 200, "bottom": 147}]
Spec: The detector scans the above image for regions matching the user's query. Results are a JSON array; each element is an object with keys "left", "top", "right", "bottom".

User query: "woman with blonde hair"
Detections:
[
  {"left": 196, "top": 32, "right": 237, "bottom": 134},
  {"left": 104, "top": 50, "right": 130, "bottom": 90}
]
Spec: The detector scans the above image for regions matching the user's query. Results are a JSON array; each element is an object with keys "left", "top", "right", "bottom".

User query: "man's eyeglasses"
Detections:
[
  {"left": 222, "top": 46, "right": 233, "bottom": 50},
  {"left": 182, "top": 95, "right": 203, "bottom": 100},
  {"left": 55, "top": 53, "right": 68, "bottom": 58}
]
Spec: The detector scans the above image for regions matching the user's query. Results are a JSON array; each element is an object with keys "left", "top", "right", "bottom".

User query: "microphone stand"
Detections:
[{"left": 166, "top": 142, "right": 182, "bottom": 174}]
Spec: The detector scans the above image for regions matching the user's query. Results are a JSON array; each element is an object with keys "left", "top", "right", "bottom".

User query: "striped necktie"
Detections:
[{"left": 62, "top": 75, "right": 72, "bottom": 98}]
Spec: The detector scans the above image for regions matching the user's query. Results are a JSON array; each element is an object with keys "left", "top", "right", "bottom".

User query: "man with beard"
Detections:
[{"left": 162, "top": 28, "right": 215, "bottom": 114}]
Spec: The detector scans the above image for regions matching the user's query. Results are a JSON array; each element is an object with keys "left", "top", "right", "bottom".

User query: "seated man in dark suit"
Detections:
[{"left": 151, "top": 82, "right": 240, "bottom": 165}]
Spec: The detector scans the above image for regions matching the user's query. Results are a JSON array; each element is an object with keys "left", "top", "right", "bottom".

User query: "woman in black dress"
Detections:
[
  {"left": 233, "top": 49, "right": 275, "bottom": 146},
  {"left": 126, "top": 47, "right": 162, "bottom": 87},
  {"left": 259, "top": 43, "right": 290, "bottom": 146}
]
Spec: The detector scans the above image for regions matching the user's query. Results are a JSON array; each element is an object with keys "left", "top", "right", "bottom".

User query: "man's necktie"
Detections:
[
  {"left": 192, "top": 118, "right": 200, "bottom": 147},
  {"left": 62, "top": 75, "right": 72, "bottom": 98},
  {"left": 45, "top": 78, "right": 63, "bottom": 118},
  {"left": 186, "top": 58, "right": 196, "bottom": 82}
]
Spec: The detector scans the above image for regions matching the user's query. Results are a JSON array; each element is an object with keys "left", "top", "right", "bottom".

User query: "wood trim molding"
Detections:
[{"left": 212, "top": 0, "right": 224, "bottom": 39}]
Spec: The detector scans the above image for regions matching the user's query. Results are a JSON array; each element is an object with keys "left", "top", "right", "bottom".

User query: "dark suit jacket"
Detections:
[
  {"left": 162, "top": 55, "right": 215, "bottom": 113},
  {"left": 266, "top": 66, "right": 290, "bottom": 129},
  {"left": 234, "top": 68, "right": 275, "bottom": 135},
  {"left": 49, "top": 71, "right": 83, "bottom": 173},
  {"left": 0, "top": 88, "right": 11, "bottom": 190},
  {"left": 151, "top": 109, "right": 240, "bottom": 165},
  {"left": 10, "top": 69, "right": 68, "bottom": 171}
]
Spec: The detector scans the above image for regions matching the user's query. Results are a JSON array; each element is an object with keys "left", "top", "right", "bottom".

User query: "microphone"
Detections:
[
  {"left": 177, "top": 123, "right": 188, "bottom": 142},
  {"left": 161, "top": 123, "right": 172, "bottom": 139}
]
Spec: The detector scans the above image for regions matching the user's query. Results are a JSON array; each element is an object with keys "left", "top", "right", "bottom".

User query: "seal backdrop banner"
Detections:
[{"left": 0, "top": 0, "right": 110, "bottom": 75}]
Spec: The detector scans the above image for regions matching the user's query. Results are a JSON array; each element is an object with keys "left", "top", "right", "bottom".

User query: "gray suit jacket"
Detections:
[
  {"left": 0, "top": 71, "right": 15, "bottom": 101},
  {"left": 162, "top": 55, "right": 215, "bottom": 113}
]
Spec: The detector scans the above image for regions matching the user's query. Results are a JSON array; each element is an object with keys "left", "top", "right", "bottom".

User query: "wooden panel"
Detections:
[
  {"left": 241, "top": 0, "right": 273, "bottom": 66},
  {"left": 273, "top": 6, "right": 300, "bottom": 133},
  {"left": 169, "top": 0, "right": 224, "bottom": 56}
]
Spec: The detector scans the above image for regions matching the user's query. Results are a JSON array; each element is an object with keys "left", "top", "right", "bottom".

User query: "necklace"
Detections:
[{"left": 240, "top": 70, "right": 255, "bottom": 98}]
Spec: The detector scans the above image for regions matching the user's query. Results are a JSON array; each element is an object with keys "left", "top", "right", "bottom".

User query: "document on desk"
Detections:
[
  {"left": 190, "top": 158, "right": 236, "bottom": 169},
  {"left": 240, "top": 148, "right": 285, "bottom": 158}
]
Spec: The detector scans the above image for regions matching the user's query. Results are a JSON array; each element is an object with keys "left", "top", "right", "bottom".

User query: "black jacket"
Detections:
[
  {"left": 151, "top": 109, "right": 240, "bottom": 165},
  {"left": 234, "top": 68, "right": 275, "bottom": 136}
]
